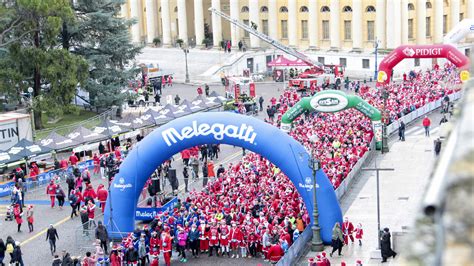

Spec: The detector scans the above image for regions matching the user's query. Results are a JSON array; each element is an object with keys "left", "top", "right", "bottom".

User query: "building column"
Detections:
[
  {"left": 145, "top": 0, "right": 156, "bottom": 44},
  {"left": 268, "top": 0, "right": 278, "bottom": 39},
  {"left": 329, "top": 0, "right": 340, "bottom": 50},
  {"left": 308, "top": 0, "right": 318, "bottom": 49},
  {"left": 177, "top": 0, "right": 188, "bottom": 44},
  {"left": 450, "top": 0, "right": 460, "bottom": 29},
  {"left": 249, "top": 0, "right": 260, "bottom": 48},
  {"left": 401, "top": 0, "right": 408, "bottom": 44},
  {"left": 386, "top": 0, "right": 401, "bottom": 49},
  {"left": 229, "top": 0, "right": 240, "bottom": 47},
  {"left": 468, "top": 0, "right": 473, "bottom": 19},
  {"left": 161, "top": 0, "right": 172, "bottom": 47},
  {"left": 194, "top": 0, "right": 205, "bottom": 47},
  {"left": 120, "top": 2, "right": 128, "bottom": 18},
  {"left": 376, "top": 0, "right": 386, "bottom": 48},
  {"left": 130, "top": 0, "right": 140, "bottom": 43},
  {"left": 288, "top": 0, "right": 298, "bottom": 47},
  {"left": 433, "top": 0, "right": 443, "bottom": 43},
  {"left": 211, "top": 0, "right": 222, "bottom": 47},
  {"left": 351, "top": 0, "right": 362, "bottom": 51},
  {"left": 416, "top": 0, "right": 426, "bottom": 44}
]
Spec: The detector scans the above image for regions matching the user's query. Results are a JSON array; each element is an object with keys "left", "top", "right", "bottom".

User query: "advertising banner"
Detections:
[{"left": 135, "top": 197, "right": 178, "bottom": 221}]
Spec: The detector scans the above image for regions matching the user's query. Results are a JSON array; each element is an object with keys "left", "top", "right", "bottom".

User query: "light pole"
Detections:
[
  {"left": 374, "top": 37, "right": 380, "bottom": 81},
  {"left": 183, "top": 46, "right": 190, "bottom": 83},
  {"left": 308, "top": 155, "right": 324, "bottom": 252},
  {"left": 27, "top": 87, "right": 35, "bottom": 140},
  {"left": 362, "top": 160, "right": 394, "bottom": 250}
]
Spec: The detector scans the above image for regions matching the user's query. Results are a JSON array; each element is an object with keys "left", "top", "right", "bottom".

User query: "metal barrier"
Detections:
[{"left": 276, "top": 226, "right": 312, "bottom": 266}]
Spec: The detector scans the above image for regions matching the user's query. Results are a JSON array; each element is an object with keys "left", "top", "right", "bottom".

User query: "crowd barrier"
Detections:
[
  {"left": 276, "top": 226, "right": 312, "bottom": 266},
  {"left": 0, "top": 159, "right": 94, "bottom": 198},
  {"left": 277, "top": 91, "right": 462, "bottom": 265}
]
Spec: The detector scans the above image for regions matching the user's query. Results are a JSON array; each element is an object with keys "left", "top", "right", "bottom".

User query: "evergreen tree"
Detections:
[
  {"left": 67, "top": 0, "right": 142, "bottom": 111},
  {"left": 0, "top": 0, "right": 88, "bottom": 129}
]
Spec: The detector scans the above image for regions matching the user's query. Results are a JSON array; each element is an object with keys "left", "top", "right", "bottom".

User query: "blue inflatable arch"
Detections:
[{"left": 104, "top": 112, "right": 342, "bottom": 243}]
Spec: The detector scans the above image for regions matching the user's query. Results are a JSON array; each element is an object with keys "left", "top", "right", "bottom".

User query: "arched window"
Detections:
[
  {"left": 300, "top": 6, "right": 309, "bottom": 12},
  {"left": 426, "top": 2, "right": 432, "bottom": 8},
  {"left": 174, "top": 6, "right": 177, "bottom": 12},
  {"left": 241, "top": 6, "right": 249, "bottom": 13},
  {"left": 365, "top": 5, "right": 376, "bottom": 12},
  {"left": 260, "top": 6, "right": 268, "bottom": 13},
  {"left": 444, "top": 0, "right": 449, "bottom": 6},
  {"left": 342, "top": 6, "right": 353, "bottom": 12},
  {"left": 279, "top": 6, "right": 288, "bottom": 13},
  {"left": 159, "top": 7, "right": 161, "bottom": 12},
  {"left": 320, "top": 6, "right": 330, "bottom": 12},
  {"left": 408, "top": 3, "right": 415, "bottom": 10}
]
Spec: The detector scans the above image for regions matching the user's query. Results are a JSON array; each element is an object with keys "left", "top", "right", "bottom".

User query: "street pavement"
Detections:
[{"left": 297, "top": 107, "right": 450, "bottom": 266}]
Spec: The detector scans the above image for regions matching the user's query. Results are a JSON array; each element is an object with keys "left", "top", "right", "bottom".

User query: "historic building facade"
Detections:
[{"left": 121, "top": 0, "right": 473, "bottom": 51}]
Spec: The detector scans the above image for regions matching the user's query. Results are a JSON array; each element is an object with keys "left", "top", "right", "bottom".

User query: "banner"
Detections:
[
  {"left": 135, "top": 197, "right": 178, "bottom": 221},
  {"left": 377, "top": 44, "right": 470, "bottom": 86},
  {"left": 105, "top": 112, "right": 342, "bottom": 243},
  {"left": 281, "top": 90, "right": 383, "bottom": 149}
]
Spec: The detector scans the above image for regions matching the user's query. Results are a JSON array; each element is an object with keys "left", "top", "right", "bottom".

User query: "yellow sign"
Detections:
[
  {"left": 377, "top": 71, "right": 387, "bottom": 83},
  {"left": 460, "top": 70, "right": 470, "bottom": 82}
]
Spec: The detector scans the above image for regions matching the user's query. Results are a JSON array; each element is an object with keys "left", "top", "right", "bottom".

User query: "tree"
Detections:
[
  {"left": 0, "top": 0, "right": 88, "bottom": 129},
  {"left": 65, "top": 0, "right": 142, "bottom": 111}
]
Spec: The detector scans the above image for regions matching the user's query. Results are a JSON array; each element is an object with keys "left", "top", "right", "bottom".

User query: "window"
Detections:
[
  {"left": 342, "top": 6, "right": 353, "bottom": 12},
  {"left": 408, "top": 3, "right": 415, "bottom": 10},
  {"left": 426, "top": 17, "right": 431, "bottom": 37},
  {"left": 367, "top": 20, "right": 375, "bottom": 41},
  {"left": 281, "top": 20, "right": 288, "bottom": 38},
  {"left": 174, "top": 6, "right": 178, "bottom": 12},
  {"left": 280, "top": 6, "right": 288, "bottom": 13},
  {"left": 321, "top": 6, "right": 330, "bottom": 12},
  {"left": 444, "top": 0, "right": 449, "bottom": 6},
  {"left": 426, "top": 2, "right": 432, "bottom": 8},
  {"left": 465, "top": 48, "right": 470, "bottom": 58},
  {"left": 366, "top": 6, "right": 376, "bottom": 12},
  {"left": 443, "top": 15, "right": 448, "bottom": 34},
  {"left": 241, "top": 6, "right": 249, "bottom": 13},
  {"left": 460, "top": 13, "right": 464, "bottom": 20},
  {"left": 414, "top": 58, "right": 420, "bottom": 67},
  {"left": 262, "top": 19, "right": 269, "bottom": 35},
  {"left": 159, "top": 7, "right": 161, "bottom": 12},
  {"left": 322, "top": 20, "right": 330, "bottom": 39},
  {"left": 300, "top": 6, "right": 309, "bottom": 12},
  {"left": 318, "top": 57, "right": 325, "bottom": 64},
  {"left": 301, "top": 20, "right": 308, "bottom": 39},
  {"left": 408, "top": 19, "right": 414, "bottom": 39},
  {"left": 243, "top": 19, "right": 250, "bottom": 37},
  {"left": 339, "top": 58, "right": 347, "bottom": 67},
  {"left": 260, "top": 6, "right": 268, "bottom": 13},
  {"left": 344, "top": 20, "right": 352, "bottom": 40},
  {"left": 362, "top": 59, "right": 370, "bottom": 69}
]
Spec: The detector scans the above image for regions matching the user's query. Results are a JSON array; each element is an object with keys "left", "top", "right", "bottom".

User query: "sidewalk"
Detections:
[{"left": 298, "top": 114, "right": 442, "bottom": 266}]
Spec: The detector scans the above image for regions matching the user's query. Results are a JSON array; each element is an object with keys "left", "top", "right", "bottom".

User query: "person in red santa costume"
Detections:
[
  {"left": 355, "top": 223, "right": 363, "bottom": 246},
  {"left": 149, "top": 231, "right": 160, "bottom": 258},
  {"left": 342, "top": 217, "right": 355, "bottom": 245},
  {"left": 198, "top": 219, "right": 209, "bottom": 253},
  {"left": 219, "top": 219, "right": 231, "bottom": 257},
  {"left": 46, "top": 180, "right": 58, "bottom": 208},
  {"left": 96, "top": 184, "right": 108, "bottom": 213},
  {"left": 267, "top": 240, "right": 284, "bottom": 264},
  {"left": 208, "top": 220, "right": 220, "bottom": 256},
  {"left": 229, "top": 221, "right": 242, "bottom": 258},
  {"left": 161, "top": 226, "right": 173, "bottom": 266}
]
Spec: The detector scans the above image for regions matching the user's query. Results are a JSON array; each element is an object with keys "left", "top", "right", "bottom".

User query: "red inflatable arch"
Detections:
[{"left": 377, "top": 44, "right": 470, "bottom": 86}]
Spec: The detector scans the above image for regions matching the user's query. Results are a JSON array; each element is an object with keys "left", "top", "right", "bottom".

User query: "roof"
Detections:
[{"left": 0, "top": 112, "right": 30, "bottom": 123}]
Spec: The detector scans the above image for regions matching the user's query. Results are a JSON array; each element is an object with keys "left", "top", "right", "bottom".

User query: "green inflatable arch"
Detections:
[{"left": 281, "top": 90, "right": 383, "bottom": 149}]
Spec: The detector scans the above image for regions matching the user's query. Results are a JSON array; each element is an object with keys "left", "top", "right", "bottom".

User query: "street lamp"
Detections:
[
  {"left": 381, "top": 87, "right": 390, "bottom": 153},
  {"left": 308, "top": 155, "right": 324, "bottom": 252},
  {"left": 182, "top": 46, "right": 190, "bottom": 83},
  {"left": 27, "top": 87, "right": 35, "bottom": 139},
  {"left": 374, "top": 37, "right": 380, "bottom": 81}
]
